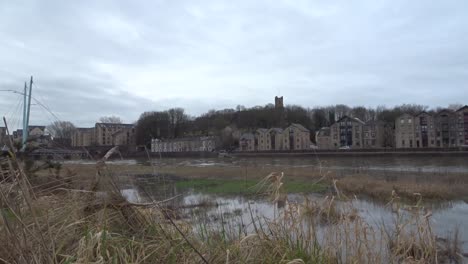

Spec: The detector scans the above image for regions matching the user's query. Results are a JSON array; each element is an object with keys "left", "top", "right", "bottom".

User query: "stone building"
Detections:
[
  {"left": 239, "top": 133, "right": 255, "bottom": 151},
  {"left": 315, "top": 127, "right": 332, "bottom": 149},
  {"left": 275, "top": 96, "right": 284, "bottom": 109},
  {"left": 0, "top": 127, "right": 6, "bottom": 145},
  {"left": 414, "top": 112, "right": 436, "bottom": 148},
  {"left": 363, "top": 120, "right": 394, "bottom": 148},
  {"left": 94, "top": 123, "right": 135, "bottom": 146},
  {"left": 151, "top": 136, "right": 218, "bottom": 153},
  {"left": 269, "top": 128, "right": 285, "bottom": 150},
  {"left": 112, "top": 128, "right": 136, "bottom": 147},
  {"left": 283, "top": 123, "right": 311, "bottom": 150},
  {"left": 255, "top": 128, "right": 270, "bottom": 151},
  {"left": 13, "top": 126, "right": 46, "bottom": 141},
  {"left": 456, "top": 105, "right": 468, "bottom": 146},
  {"left": 395, "top": 113, "right": 416, "bottom": 148},
  {"left": 71, "top": 128, "right": 95, "bottom": 147},
  {"left": 12, "top": 126, "right": 48, "bottom": 147},
  {"left": 434, "top": 109, "right": 458, "bottom": 148},
  {"left": 395, "top": 110, "right": 464, "bottom": 149},
  {"left": 330, "top": 116, "right": 365, "bottom": 148}
]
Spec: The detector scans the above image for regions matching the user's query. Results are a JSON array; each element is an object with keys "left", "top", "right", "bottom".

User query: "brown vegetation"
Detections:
[
  {"left": 1, "top": 152, "right": 465, "bottom": 263},
  {"left": 335, "top": 174, "right": 468, "bottom": 202}
]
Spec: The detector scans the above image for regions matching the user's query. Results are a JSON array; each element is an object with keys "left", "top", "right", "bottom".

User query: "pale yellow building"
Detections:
[
  {"left": 239, "top": 133, "right": 255, "bottom": 151},
  {"left": 283, "top": 123, "right": 311, "bottom": 150},
  {"left": 414, "top": 112, "right": 436, "bottom": 148},
  {"left": 315, "top": 127, "right": 332, "bottom": 149},
  {"left": 330, "top": 116, "right": 365, "bottom": 149},
  {"left": 456, "top": 105, "right": 468, "bottom": 146},
  {"left": 71, "top": 128, "right": 95, "bottom": 147},
  {"left": 255, "top": 128, "right": 270, "bottom": 151},
  {"left": 95, "top": 123, "right": 135, "bottom": 146},
  {"left": 395, "top": 113, "right": 416, "bottom": 148},
  {"left": 268, "top": 128, "right": 285, "bottom": 150},
  {"left": 151, "top": 137, "right": 218, "bottom": 153}
]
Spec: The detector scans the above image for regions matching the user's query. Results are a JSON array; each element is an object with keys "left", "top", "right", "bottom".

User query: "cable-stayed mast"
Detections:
[{"left": 21, "top": 76, "right": 33, "bottom": 150}]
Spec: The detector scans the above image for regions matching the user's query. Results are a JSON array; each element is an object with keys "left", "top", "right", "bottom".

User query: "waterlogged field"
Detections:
[
  {"left": 3, "top": 155, "right": 468, "bottom": 263},
  {"left": 117, "top": 170, "right": 468, "bottom": 256}
]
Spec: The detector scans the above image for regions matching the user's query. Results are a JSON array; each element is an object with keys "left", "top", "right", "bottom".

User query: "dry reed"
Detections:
[{"left": 0, "top": 149, "right": 465, "bottom": 263}]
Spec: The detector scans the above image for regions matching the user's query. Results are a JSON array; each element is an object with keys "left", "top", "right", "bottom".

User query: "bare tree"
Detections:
[
  {"left": 99, "top": 116, "right": 123, "bottom": 124},
  {"left": 46, "top": 121, "right": 76, "bottom": 138},
  {"left": 448, "top": 103, "right": 463, "bottom": 111},
  {"left": 167, "top": 108, "right": 188, "bottom": 138}
]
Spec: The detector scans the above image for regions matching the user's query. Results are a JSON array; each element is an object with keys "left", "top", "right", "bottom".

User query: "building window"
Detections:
[
  {"left": 402, "top": 140, "right": 405, "bottom": 146},
  {"left": 401, "top": 119, "right": 405, "bottom": 124},
  {"left": 409, "top": 140, "right": 413, "bottom": 148},
  {"left": 408, "top": 119, "right": 412, "bottom": 123}
]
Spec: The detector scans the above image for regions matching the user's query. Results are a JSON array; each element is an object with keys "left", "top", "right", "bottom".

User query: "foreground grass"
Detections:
[
  {"left": 175, "top": 178, "right": 327, "bottom": 195},
  {"left": 12, "top": 158, "right": 463, "bottom": 263}
]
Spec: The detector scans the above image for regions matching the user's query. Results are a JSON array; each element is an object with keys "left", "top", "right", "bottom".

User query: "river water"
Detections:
[
  {"left": 66, "top": 155, "right": 468, "bottom": 174},
  {"left": 70, "top": 155, "right": 468, "bottom": 256}
]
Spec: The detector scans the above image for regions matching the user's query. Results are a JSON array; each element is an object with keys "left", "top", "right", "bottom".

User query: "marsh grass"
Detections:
[
  {"left": 336, "top": 174, "right": 468, "bottom": 202},
  {"left": 175, "top": 177, "right": 327, "bottom": 195},
  {"left": 0, "top": 150, "right": 465, "bottom": 263}
]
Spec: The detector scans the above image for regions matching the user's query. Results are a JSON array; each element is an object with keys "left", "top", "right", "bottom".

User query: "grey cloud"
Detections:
[{"left": 1, "top": 0, "right": 468, "bottom": 129}]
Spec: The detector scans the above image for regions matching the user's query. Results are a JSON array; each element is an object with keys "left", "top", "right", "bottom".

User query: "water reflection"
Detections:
[{"left": 118, "top": 174, "right": 468, "bottom": 254}]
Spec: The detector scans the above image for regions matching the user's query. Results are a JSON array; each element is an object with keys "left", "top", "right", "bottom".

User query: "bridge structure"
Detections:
[{"left": 29, "top": 148, "right": 89, "bottom": 160}]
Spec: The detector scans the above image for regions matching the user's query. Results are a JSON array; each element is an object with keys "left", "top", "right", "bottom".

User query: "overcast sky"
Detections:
[{"left": 1, "top": 0, "right": 467, "bottom": 128}]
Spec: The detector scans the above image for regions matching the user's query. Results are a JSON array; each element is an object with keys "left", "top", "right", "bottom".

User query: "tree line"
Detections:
[
  {"left": 46, "top": 103, "right": 464, "bottom": 147},
  {"left": 133, "top": 103, "right": 464, "bottom": 146}
]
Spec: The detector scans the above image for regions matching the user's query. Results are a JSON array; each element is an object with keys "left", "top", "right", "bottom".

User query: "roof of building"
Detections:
[
  {"left": 269, "top": 127, "right": 284, "bottom": 133},
  {"left": 256, "top": 128, "right": 269, "bottom": 133},
  {"left": 415, "top": 111, "right": 432, "bottom": 117},
  {"left": 436, "top": 109, "right": 455, "bottom": 116},
  {"left": 15, "top": 125, "right": 46, "bottom": 134},
  {"left": 96, "top": 123, "right": 134, "bottom": 128},
  {"left": 289, "top": 123, "right": 310, "bottom": 132},
  {"left": 365, "top": 120, "right": 386, "bottom": 125},
  {"left": 336, "top": 115, "right": 365, "bottom": 125},
  {"left": 316, "top": 127, "right": 330, "bottom": 136},
  {"left": 76, "top": 127, "right": 94, "bottom": 131},
  {"left": 397, "top": 113, "right": 414, "bottom": 119},
  {"left": 29, "top": 125, "right": 46, "bottom": 130},
  {"left": 153, "top": 136, "right": 218, "bottom": 143},
  {"left": 240, "top": 133, "right": 255, "bottom": 140},
  {"left": 456, "top": 105, "right": 468, "bottom": 112}
]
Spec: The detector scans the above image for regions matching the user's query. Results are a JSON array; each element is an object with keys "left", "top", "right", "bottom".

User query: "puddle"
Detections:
[{"left": 117, "top": 174, "right": 468, "bottom": 254}]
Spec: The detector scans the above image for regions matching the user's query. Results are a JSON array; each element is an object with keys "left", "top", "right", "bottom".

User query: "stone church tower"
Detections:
[{"left": 275, "top": 96, "right": 284, "bottom": 109}]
